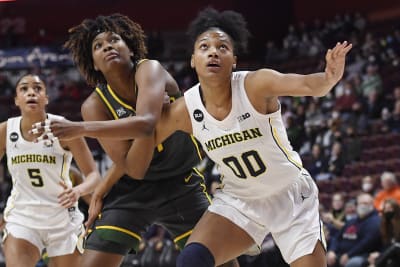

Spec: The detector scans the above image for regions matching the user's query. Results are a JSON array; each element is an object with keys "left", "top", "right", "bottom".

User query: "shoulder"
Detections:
[
  {"left": 0, "top": 121, "right": 7, "bottom": 136},
  {"left": 136, "top": 59, "right": 171, "bottom": 84},
  {"left": 136, "top": 59, "right": 166, "bottom": 75},
  {"left": 245, "top": 68, "right": 280, "bottom": 85},
  {"left": 81, "top": 91, "right": 109, "bottom": 121}
]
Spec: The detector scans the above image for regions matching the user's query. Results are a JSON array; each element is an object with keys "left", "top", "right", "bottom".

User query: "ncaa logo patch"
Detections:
[
  {"left": 193, "top": 109, "right": 204, "bottom": 122},
  {"left": 10, "top": 132, "right": 19, "bottom": 142}
]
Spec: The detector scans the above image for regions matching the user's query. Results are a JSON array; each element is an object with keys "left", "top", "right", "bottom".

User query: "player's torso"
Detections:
[
  {"left": 95, "top": 82, "right": 201, "bottom": 181},
  {"left": 185, "top": 71, "right": 303, "bottom": 198},
  {"left": 4, "top": 114, "right": 77, "bottom": 228}
]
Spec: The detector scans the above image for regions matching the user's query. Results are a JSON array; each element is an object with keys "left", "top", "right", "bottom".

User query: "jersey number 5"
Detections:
[
  {"left": 222, "top": 150, "right": 266, "bottom": 179},
  {"left": 27, "top": 169, "right": 44, "bottom": 187}
]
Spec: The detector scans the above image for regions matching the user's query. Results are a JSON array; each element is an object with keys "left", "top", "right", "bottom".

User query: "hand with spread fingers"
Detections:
[
  {"left": 30, "top": 118, "right": 84, "bottom": 142},
  {"left": 58, "top": 181, "right": 80, "bottom": 208},
  {"left": 324, "top": 41, "right": 353, "bottom": 86}
]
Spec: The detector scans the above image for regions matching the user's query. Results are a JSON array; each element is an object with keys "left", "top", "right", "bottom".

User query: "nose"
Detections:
[
  {"left": 26, "top": 87, "right": 36, "bottom": 96},
  {"left": 207, "top": 46, "right": 218, "bottom": 57},
  {"left": 102, "top": 41, "right": 113, "bottom": 52}
]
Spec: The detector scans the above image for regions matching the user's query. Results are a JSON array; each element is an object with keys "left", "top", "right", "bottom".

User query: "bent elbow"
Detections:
[
  {"left": 139, "top": 116, "right": 156, "bottom": 137},
  {"left": 125, "top": 165, "right": 146, "bottom": 180}
]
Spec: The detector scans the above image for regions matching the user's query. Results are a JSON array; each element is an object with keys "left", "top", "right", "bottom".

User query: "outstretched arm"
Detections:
[
  {"left": 246, "top": 41, "right": 352, "bottom": 98},
  {"left": 32, "top": 60, "right": 170, "bottom": 141}
]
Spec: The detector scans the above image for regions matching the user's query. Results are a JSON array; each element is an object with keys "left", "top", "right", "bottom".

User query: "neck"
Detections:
[
  {"left": 104, "top": 64, "right": 135, "bottom": 100},
  {"left": 198, "top": 76, "right": 232, "bottom": 107},
  {"left": 20, "top": 111, "right": 47, "bottom": 140}
]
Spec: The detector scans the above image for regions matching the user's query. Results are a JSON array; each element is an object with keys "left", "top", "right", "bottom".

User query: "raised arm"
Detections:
[
  {"left": 246, "top": 41, "right": 352, "bottom": 98},
  {"left": 37, "top": 60, "right": 169, "bottom": 141}
]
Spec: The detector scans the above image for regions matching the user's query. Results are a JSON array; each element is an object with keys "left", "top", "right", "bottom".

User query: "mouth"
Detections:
[
  {"left": 26, "top": 99, "right": 38, "bottom": 105},
  {"left": 206, "top": 62, "right": 221, "bottom": 72},
  {"left": 104, "top": 52, "right": 119, "bottom": 61},
  {"left": 207, "top": 61, "right": 220, "bottom": 68}
]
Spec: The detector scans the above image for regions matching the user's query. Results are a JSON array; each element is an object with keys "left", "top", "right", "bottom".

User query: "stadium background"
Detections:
[{"left": 0, "top": 0, "right": 399, "bottom": 266}]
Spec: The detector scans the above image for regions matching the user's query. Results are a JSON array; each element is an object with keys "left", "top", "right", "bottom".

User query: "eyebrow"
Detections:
[{"left": 18, "top": 82, "right": 43, "bottom": 86}]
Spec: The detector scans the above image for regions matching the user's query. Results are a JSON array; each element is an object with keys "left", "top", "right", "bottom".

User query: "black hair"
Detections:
[
  {"left": 64, "top": 13, "right": 147, "bottom": 86},
  {"left": 187, "top": 7, "right": 251, "bottom": 55}
]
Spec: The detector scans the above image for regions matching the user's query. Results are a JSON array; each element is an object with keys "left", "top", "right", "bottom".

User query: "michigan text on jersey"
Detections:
[
  {"left": 11, "top": 154, "right": 56, "bottom": 164},
  {"left": 204, "top": 127, "right": 262, "bottom": 151}
]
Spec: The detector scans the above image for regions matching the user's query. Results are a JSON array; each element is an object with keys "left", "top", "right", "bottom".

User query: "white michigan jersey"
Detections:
[
  {"left": 184, "top": 71, "right": 303, "bottom": 199},
  {"left": 4, "top": 114, "right": 82, "bottom": 229}
]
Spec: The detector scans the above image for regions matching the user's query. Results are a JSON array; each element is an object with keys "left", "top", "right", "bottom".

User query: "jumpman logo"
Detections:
[
  {"left": 202, "top": 122, "right": 209, "bottom": 131},
  {"left": 301, "top": 193, "right": 309, "bottom": 202}
]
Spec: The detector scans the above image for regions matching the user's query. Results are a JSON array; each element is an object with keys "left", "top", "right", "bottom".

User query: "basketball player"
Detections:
[
  {"left": 55, "top": 14, "right": 241, "bottom": 267},
  {"left": 0, "top": 74, "right": 101, "bottom": 267},
  {"left": 33, "top": 8, "right": 351, "bottom": 267}
]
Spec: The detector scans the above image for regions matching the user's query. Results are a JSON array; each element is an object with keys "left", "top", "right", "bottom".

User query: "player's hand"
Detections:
[
  {"left": 325, "top": 41, "right": 352, "bottom": 85},
  {"left": 162, "top": 91, "right": 170, "bottom": 108},
  {"left": 58, "top": 181, "right": 80, "bottom": 208},
  {"left": 85, "top": 187, "right": 104, "bottom": 235},
  {"left": 30, "top": 118, "right": 84, "bottom": 142}
]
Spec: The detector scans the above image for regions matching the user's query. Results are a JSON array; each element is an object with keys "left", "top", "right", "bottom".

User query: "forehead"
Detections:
[
  {"left": 332, "top": 195, "right": 343, "bottom": 201},
  {"left": 196, "top": 28, "right": 232, "bottom": 43},
  {"left": 92, "top": 31, "right": 119, "bottom": 43},
  {"left": 18, "top": 75, "right": 43, "bottom": 85}
]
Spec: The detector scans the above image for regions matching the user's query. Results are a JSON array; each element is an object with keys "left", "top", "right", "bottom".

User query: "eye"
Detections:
[
  {"left": 111, "top": 36, "right": 120, "bottom": 43},
  {"left": 34, "top": 86, "right": 43, "bottom": 92},
  {"left": 199, "top": 43, "right": 208, "bottom": 50},
  {"left": 93, "top": 42, "right": 102, "bottom": 50}
]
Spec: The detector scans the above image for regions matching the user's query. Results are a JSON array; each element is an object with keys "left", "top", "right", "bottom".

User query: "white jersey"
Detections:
[
  {"left": 184, "top": 71, "right": 303, "bottom": 199},
  {"left": 4, "top": 114, "right": 82, "bottom": 229}
]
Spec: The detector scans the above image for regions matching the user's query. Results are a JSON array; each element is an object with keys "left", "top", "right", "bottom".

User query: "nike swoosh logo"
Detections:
[{"left": 184, "top": 175, "right": 192, "bottom": 183}]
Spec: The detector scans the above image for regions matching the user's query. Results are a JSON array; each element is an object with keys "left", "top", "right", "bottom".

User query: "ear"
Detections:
[
  {"left": 190, "top": 55, "right": 195, "bottom": 69},
  {"left": 14, "top": 96, "right": 19, "bottom": 108}
]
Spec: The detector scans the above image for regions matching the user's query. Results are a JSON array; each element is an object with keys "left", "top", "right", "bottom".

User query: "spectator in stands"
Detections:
[
  {"left": 327, "top": 193, "right": 382, "bottom": 267},
  {"left": 387, "top": 100, "right": 400, "bottom": 133},
  {"left": 361, "top": 175, "right": 376, "bottom": 195},
  {"left": 342, "top": 126, "right": 361, "bottom": 163},
  {"left": 374, "top": 172, "right": 400, "bottom": 211},
  {"left": 335, "top": 80, "right": 358, "bottom": 121},
  {"left": 368, "top": 198, "right": 400, "bottom": 267},
  {"left": 322, "top": 193, "right": 346, "bottom": 238},
  {"left": 327, "top": 141, "right": 345, "bottom": 177},
  {"left": 305, "top": 143, "right": 329, "bottom": 180},
  {"left": 359, "top": 64, "right": 382, "bottom": 99},
  {"left": 343, "top": 199, "right": 357, "bottom": 222}
]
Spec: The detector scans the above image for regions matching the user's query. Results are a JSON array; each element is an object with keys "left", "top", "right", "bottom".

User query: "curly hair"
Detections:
[
  {"left": 187, "top": 7, "right": 251, "bottom": 55},
  {"left": 64, "top": 13, "right": 147, "bottom": 86}
]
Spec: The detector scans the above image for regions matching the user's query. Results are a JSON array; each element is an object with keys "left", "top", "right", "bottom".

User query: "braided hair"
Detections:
[
  {"left": 187, "top": 7, "right": 251, "bottom": 55},
  {"left": 64, "top": 13, "right": 147, "bottom": 86}
]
